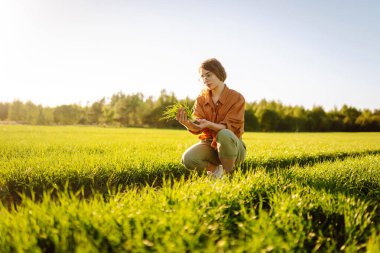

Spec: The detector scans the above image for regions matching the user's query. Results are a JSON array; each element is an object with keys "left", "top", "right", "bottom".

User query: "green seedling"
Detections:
[{"left": 161, "top": 102, "right": 193, "bottom": 121}]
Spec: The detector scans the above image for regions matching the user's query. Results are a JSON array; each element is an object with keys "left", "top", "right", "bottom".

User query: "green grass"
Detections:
[
  {"left": 0, "top": 125, "right": 379, "bottom": 252},
  {"left": 160, "top": 102, "right": 193, "bottom": 121}
]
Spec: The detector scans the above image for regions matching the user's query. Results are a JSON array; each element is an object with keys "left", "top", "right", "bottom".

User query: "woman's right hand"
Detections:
[
  {"left": 176, "top": 107, "right": 201, "bottom": 132},
  {"left": 176, "top": 107, "right": 189, "bottom": 126}
]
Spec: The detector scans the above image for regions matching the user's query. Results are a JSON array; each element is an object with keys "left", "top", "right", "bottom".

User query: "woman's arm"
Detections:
[
  {"left": 176, "top": 107, "right": 226, "bottom": 132},
  {"left": 196, "top": 119, "right": 226, "bottom": 132},
  {"left": 219, "top": 94, "right": 245, "bottom": 136}
]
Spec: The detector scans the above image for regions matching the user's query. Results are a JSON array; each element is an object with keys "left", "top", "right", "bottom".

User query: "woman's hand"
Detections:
[
  {"left": 197, "top": 119, "right": 227, "bottom": 132},
  {"left": 176, "top": 107, "right": 190, "bottom": 125},
  {"left": 196, "top": 119, "right": 211, "bottom": 129},
  {"left": 176, "top": 107, "right": 201, "bottom": 132}
]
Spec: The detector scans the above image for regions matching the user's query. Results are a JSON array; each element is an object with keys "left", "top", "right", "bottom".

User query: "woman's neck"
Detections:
[{"left": 211, "top": 83, "right": 225, "bottom": 102}]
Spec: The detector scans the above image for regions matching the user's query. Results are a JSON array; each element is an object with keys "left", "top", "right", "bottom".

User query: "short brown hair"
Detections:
[{"left": 199, "top": 58, "right": 227, "bottom": 82}]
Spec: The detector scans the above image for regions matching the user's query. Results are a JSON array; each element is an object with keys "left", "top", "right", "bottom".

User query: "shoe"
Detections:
[{"left": 207, "top": 165, "right": 224, "bottom": 180}]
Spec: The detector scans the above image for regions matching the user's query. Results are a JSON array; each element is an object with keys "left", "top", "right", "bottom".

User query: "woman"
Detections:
[{"left": 176, "top": 58, "right": 246, "bottom": 179}]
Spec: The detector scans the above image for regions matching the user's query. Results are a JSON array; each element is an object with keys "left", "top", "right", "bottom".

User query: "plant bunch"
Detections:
[{"left": 161, "top": 102, "right": 193, "bottom": 121}]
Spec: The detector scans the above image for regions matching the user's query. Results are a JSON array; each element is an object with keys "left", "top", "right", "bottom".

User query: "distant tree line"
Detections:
[{"left": 1, "top": 90, "right": 379, "bottom": 132}]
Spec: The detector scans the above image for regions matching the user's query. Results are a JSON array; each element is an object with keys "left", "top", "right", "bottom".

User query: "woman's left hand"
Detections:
[{"left": 196, "top": 119, "right": 211, "bottom": 129}]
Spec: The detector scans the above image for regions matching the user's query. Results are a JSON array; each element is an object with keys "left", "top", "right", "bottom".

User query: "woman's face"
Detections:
[{"left": 199, "top": 68, "right": 223, "bottom": 91}]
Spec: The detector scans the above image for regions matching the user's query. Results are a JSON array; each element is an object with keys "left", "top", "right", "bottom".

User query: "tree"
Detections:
[
  {"left": 327, "top": 107, "right": 344, "bottom": 131},
  {"left": 340, "top": 105, "right": 361, "bottom": 131},
  {"left": 54, "top": 105, "right": 83, "bottom": 125},
  {"left": 88, "top": 98, "right": 106, "bottom": 124},
  {"left": 258, "top": 109, "right": 281, "bottom": 132},
  {"left": 244, "top": 103, "right": 259, "bottom": 131},
  {"left": 24, "top": 101, "right": 39, "bottom": 124},
  {"left": 355, "top": 109, "right": 379, "bottom": 131},
  {"left": 8, "top": 100, "right": 27, "bottom": 123},
  {"left": 0, "top": 102, "right": 9, "bottom": 120},
  {"left": 306, "top": 106, "right": 330, "bottom": 131},
  {"left": 291, "top": 106, "right": 307, "bottom": 132},
  {"left": 113, "top": 93, "right": 145, "bottom": 126}
]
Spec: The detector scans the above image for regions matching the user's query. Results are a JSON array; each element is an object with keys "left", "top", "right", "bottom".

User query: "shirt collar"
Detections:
[
  {"left": 218, "top": 84, "right": 229, "bottom": 105},
  {"left": 205, "top": 84, "right": 229, "bottom": 105}
]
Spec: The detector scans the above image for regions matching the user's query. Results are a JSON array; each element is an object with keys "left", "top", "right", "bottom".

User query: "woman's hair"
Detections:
[
  {"left": 199, "top": 58, "right": 227, "bottom": 82},
  {"left": 199, "top": 58, "right": 227, "bottom": 96}
]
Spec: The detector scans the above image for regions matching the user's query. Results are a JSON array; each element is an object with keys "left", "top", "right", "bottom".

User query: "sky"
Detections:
[{"left": 1, "top": 0, "right": 379, "bottom": 110}]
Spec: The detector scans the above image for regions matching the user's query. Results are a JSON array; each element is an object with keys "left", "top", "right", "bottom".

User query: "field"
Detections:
[{"left": 0, "top": 126, "right": 379, "bottom": 252}]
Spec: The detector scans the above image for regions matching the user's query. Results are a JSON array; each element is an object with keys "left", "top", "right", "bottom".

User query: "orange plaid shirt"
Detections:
[{"left": 190, "top": 85, "right": 245, "bottom": 149}]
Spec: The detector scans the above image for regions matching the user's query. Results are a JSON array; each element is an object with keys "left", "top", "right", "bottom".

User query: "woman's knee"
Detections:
[
  {"left": 216, "top": 129, "right": 235, "bottom": 144},
  {"left": 181, "top": 151, "right": 199, "bottom": 170},
  {"left": 216, "top": 129, "right": 236, "bottom": 144},
  {"left": 216, "top": 129, "right": 239, "bottom": 158}
]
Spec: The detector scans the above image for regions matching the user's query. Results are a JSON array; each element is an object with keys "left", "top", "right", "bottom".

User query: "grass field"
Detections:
[{"left": 0, "top": 126, "right": 379, "bottom": 252}]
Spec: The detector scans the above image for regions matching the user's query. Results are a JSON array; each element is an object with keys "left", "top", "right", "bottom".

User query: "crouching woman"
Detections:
[{"left": 176, "top": 58, "right": 246, "bottom": 179}]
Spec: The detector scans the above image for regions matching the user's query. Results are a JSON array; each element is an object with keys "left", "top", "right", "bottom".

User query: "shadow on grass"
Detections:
[
  {"left": 1, "top": 149, "right": 379, "bottom": 209},
  {"left": 241, "top": 149, "right": 380, "bottom": 173}
]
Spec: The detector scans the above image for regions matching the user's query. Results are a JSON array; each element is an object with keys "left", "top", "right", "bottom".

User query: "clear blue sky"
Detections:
[{"left": 1, "top": 0, "right": 379, "bottom": 110}]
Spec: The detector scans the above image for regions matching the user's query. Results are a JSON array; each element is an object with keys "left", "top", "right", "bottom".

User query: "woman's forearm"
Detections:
[
  {"left": 207, "top": 122, "right": 226, "bottom": 132},
  {"left": 183, "top": 118, "right": 226, "bottom": 133},
  {"left": 196, "top": 119, "right": 226, "bottom": 132},
  {"left": 184, "top": 121, "right": 202, "bottom": 132}
]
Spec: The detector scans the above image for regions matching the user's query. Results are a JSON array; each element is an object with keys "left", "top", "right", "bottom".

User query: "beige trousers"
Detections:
[{"left": 181, "top": 129, "right": 246, "bottom": 171}]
